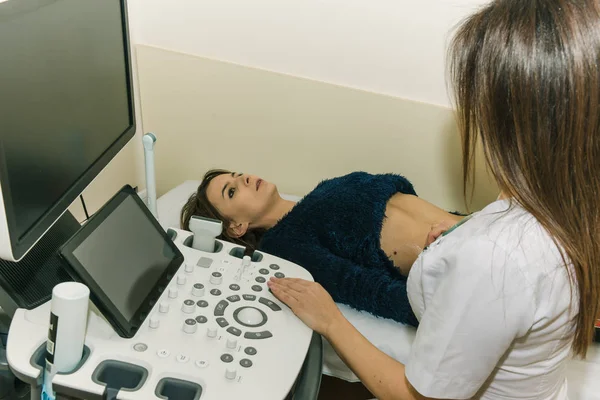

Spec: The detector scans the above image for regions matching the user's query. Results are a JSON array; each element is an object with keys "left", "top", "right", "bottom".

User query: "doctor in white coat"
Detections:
[{"left": 269, "top": 0, "right": 600, "bottom": 399}]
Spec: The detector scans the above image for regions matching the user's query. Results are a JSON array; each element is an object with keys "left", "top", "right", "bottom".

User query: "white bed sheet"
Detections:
[{"left": 156, "top": 181, "right": 600, "bottom": 397}]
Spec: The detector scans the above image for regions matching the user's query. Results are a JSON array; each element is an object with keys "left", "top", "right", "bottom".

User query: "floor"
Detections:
[
  {"left": 283, "top": 374, "right": 373, "bottom": 400},
  {"left": 317, "top": 375, "right": 373, "bottom": 400}
]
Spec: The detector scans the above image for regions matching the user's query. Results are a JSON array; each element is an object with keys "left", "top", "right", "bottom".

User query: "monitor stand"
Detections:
[{"left": 0, "top": 211, "right": 80, "bottom": 317}]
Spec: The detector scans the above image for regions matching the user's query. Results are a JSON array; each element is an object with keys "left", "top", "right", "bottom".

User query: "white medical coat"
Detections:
[{"left": 406, "top": 199, "right": 577, "bottom": 399}]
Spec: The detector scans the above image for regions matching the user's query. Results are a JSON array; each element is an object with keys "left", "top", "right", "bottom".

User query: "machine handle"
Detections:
[{"left": 292, "top": 332, "right": 323, "bottom": 400}]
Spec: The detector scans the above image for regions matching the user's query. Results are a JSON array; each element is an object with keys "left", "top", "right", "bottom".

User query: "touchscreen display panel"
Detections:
[{"left": 71, "top": 195, "right": 176, "bottom": 320}]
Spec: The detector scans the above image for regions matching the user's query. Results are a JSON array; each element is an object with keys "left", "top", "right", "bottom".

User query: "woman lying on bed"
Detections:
[{"left": 180, "top": 169, "right": 463, "bottom": 327}]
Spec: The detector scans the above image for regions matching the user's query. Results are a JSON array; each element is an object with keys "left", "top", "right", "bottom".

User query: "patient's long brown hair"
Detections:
[
  {"left": 450, "top": 0, "right": 600, "bottom": 357},
  {"left": 180, "top": 169, "right": 266, "bottom": 252}
]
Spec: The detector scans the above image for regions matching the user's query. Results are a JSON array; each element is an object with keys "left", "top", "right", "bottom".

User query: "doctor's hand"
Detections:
[
  {"left": 425, "top": 220, "right": 456, "bottom": 247},
  {"left": 267, "top": 277, "right": 344, "bottom": 337}
]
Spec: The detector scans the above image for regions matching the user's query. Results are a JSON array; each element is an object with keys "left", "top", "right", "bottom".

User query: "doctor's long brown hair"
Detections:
[{"left": 450, "top": 0, "right": 600, "bottom": 357}]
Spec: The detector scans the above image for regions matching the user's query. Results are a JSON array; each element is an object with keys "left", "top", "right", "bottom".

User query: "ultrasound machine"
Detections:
[{"left": 0, "top": 1, "right": 322, "bottom": 399}]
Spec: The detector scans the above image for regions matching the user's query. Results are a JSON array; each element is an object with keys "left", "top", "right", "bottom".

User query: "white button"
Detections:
[
  {"left": 176, "top": 354, "right": 190, "bottom": 363},
  {"left": 157, "top": 349, "right": 170, "bottom": 358},
  {"left": 177, "top": 275, "right": 187, "bottom": 285},
  {"left": 226, "top": 338, "right": 237, "bottom": 349},
  {"left": 242, "top": 256, "right": 251, "bottom": 267},
  {"left": 191, "top": 284, "right": 205, "bottom": 297},
  {"left": 181, "top": 300, "right": 196, "bottom": 314},
  {"left": 149, "top": 316, "right": 160, "bottom": 329},
  {"left": 207, "top": 327, "right": 218, "bottom": 338},
  {"left": 159, "top": 302, "right": 169, "bottom": 313},
  {"left": 183, "top": 319, "right": 197, "bottom": 334},
  {"left": 185, "top": 263, "right": 194, "bottom": 273},
  {"left": 168, "top": 288, "right": 178, "bottom": 299},
  {"left": 210, "top": 272, "right": 223, "bottom": 285},
  {"left": 225, "top": 368, "right": 237, "bottom": 380},
  {"left": 195, "top": 359, "right": 209, "bottom": 368}
]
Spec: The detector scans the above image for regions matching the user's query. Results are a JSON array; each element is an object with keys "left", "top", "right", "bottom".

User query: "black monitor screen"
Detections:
[
  {"left": 71, "top": 195, "right": 177, "bottom": 321},
  {"left": 0, "top": 0, "right": 134, "bottom": 257}
]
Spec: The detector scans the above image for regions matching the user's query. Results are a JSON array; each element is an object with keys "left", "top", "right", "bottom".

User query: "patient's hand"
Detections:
[{"left": 426, "top": 220, "right": 456, "bottom": 247}]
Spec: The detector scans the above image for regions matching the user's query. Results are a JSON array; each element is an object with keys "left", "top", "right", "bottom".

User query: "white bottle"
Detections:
[{"left": 43, "top": 282, "right": 90, "bottom": 398}]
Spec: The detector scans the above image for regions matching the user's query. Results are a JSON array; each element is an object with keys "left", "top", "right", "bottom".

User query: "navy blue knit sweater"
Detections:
[{"left": 259, "top": 172, "right": 419, "bottom": 327}]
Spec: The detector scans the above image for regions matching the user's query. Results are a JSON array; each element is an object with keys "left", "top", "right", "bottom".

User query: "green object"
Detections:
[
  {"left": 440, "top": 215, "right": 473, "bottom": 238},
  {"left": 423, "top": 215, "right": 473, "bottom": 251}
]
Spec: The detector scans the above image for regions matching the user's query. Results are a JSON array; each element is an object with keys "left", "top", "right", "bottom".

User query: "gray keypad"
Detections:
[
  {"left": 195, "top": 315, "right": 208, "bottom": 324},
  {"left": 259, "top": 268, "right": 270, "bottom": 275},
  {"left": 227, "top": 295, "right": 241, "bottom": 302},
  {"left": 220, "top": 354, "right": 234, "bottom": 363},
  {"left": 274, "top": 272, "right": 285, "bottom": 278},
  {"left": 185, "top": 319, "right": 196, "bottom": 326},
  {"left": 194, "top": 283, "right": 204, "bottom": 289},
  {"left": 184, "top": 299, "right": 195, "bottom": 306},
  {"left": 210, "top": 289, "right": 222, "bottom": 296},
  {"left": 227, "top": 326, "right": 242, "bottom": 336},
  {"left": 255, "top": 276, "right": 266, "bottom": 283},
  {"left": 269, "top": 264, "right": 280, "bottom": 270},
  {"left": 197, "top": 257, "right": 213, "bottom": 268},
  {"left": 216, "top": 317, "right": 229, "bottom": 328},
  {"left": 212, "top": 272, "right": 222, "bottom": 278},
  {"left": 244, "top": 347, "right": 257, "bottom": 356},
  {"left": 229, "top": 284, "right": 240, "bottom": 291},
  {"left": 240, "top": 359, "right": 253, "bottom": 368},
  {"left": 196, "top": 300, "right": 209, "bottom": 308},
  {"left": 244, "top": 331, "right": 273, "bottom": 340},
  {"left": 214, "top": 300, "right": 229, "bottom": 316},
  {"left": 243, "top": 294, "right": 256, "bottom": 301},
  {"left": 259, "top": 297, "right": 282, "bottom": 311},
  {"left": 251, "top": 285, "right": 263, "bottom": 292}
]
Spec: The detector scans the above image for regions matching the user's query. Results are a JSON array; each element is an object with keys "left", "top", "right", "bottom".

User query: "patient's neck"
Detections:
[{"left": 258, "top": 198, "right": 296, "bottom": 230}]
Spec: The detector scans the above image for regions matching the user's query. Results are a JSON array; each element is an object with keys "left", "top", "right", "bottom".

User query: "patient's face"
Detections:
[{"left": 206, "top": 172, "right": 278, "bottom": 227}]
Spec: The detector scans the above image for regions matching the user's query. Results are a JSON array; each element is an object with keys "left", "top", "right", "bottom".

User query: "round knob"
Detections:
[
  {"left": 242, "top": 255, "right": 251, "bottom": 267},
  {"left": 225, "top": 368, "right": 237, "bottom": 380},
  {"left": 183, "top": 318, "right": 197, "bottom": 334},
  {"left": 207, "top": 326, "right": 218, "bottom": 338},
  {"left": 226, "top": 338, "right": 237, "bottom": 349},
  {"left": 191, "top": 283, "right": 205, "bottom": 297},
  {"left": 159, "top": 302, "right": 169, "bottom": 313},
  {"left": 149, "top": 316, "right": 160, "bottom": 329},
  {"left": 184, "top": 263, "right": 194, "bottom": 273},
  {"left": 181, "top": 299, "right": 196, "bottom": 314},
  {"left": 210, "top": 272, "right": 223, "bottom": 285},
  {"left": 168, "top": 288, "right": 178, "bottom": 299},
  {"left": 177, "top": 275, "right": 187, "bottom": 285}
]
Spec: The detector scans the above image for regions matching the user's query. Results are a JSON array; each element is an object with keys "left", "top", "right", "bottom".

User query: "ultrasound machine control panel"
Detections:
[{"left": 6, "top": 186, "right": 317, "bottom": 400}]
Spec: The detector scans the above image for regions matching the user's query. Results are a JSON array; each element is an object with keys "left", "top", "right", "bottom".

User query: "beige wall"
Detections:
[
  {"left": 136, "top": 44, "right": 498, "bottom": 213},
  {"left": 127, "top": 0, "right": 489, "bottom": 108}
]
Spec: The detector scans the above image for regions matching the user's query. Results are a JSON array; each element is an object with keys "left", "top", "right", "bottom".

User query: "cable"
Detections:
[
  {"left": 102, "top": 387, "right": 119, "bottom": 400},
  {"left": 79, "top": 195, "right": 90, "bottom": 220}
]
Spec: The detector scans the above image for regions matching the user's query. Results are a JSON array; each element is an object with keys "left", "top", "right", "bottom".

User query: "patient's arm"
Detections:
[{"left": 263, "top": 240, "right": 419, "bottom": 327}]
